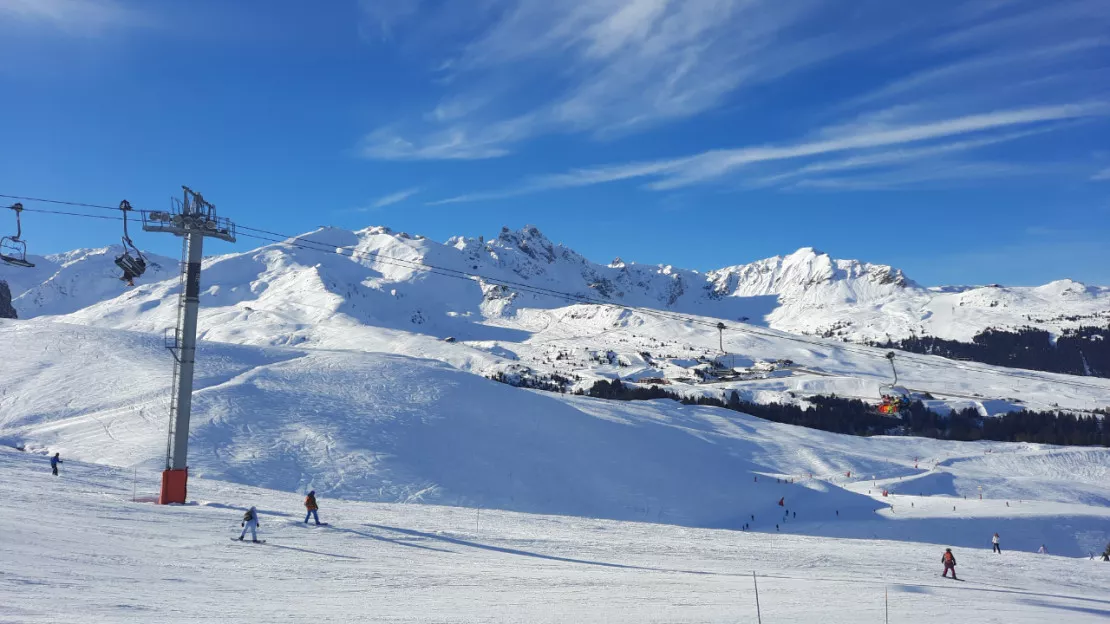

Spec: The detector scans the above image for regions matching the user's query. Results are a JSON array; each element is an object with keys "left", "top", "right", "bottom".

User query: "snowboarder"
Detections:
[
  {"left": 1037, "top": 544, "right": 1048, "bottom": 554},
  {"left": 50, "top": 452, "right": 62, "bottom": 476},
  {"left": 1101, "top": 543, "right": 1109, "bottom": 562},
  {"left": 941, "top": 548, "right": 958, "bottom": 579},
  {"left": 239, "top": 506, "right": 261, "bottom": 542},
  {"left": 304, "top": 490, "right": 322, "bottom": 525},
  {"left": 992, "top": 533, "right": 1001, "bottom": 554},
  {"left": 777, "top": 497, "right": 785, "bottom": 507}
]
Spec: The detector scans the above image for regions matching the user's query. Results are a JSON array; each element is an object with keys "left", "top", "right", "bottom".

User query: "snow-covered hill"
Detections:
[
  {"left": 2, "top": 226, "right": 1106, "bottom": 344},
  {"left": 2, "top": 321, "right": 1108, "bottom": 558}
]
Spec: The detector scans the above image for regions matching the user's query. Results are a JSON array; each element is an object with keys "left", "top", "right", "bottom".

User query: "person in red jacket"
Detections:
[
  {"left": 941, "top": 548, "right": 958, "bottom": 579},
  {"left": 304, "top": 490, "right": 322, "bottom": 525}
]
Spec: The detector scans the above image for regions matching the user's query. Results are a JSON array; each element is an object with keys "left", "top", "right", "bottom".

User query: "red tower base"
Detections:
[{"left": 159, "top": 468, "right": 188, "bottom": 504}]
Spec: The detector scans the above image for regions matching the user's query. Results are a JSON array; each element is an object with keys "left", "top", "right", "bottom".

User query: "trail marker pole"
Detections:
[
  {"left": 752, "top": 571, "right": 762, "bottom": 624},
  {"left": 885, "top": 585, "right": 889, "bottom": 624},
  {"left": 143, "top": 187, "right": 235, "bottom": 504},
  {"left": 476, "top": 506, "right": 481, "bottom": 534}
]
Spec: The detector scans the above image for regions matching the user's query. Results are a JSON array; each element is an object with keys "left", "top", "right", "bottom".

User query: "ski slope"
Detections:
[
  {"left": 3, "top": 448, "right": 1108, "bottom": 623},
  {"left": 2, "top": 319, "right": 1108, "bottom": 558}
]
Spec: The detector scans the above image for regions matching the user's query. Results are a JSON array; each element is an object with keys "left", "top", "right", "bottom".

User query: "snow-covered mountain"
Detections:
[
  {"left": 3, "top": 225, "right": 1109, "bottom": 425},
  {"left": 2, "top": 245, "right": 178, "bottom": 318},
  {"left": 2, "top": 225, "right": 1105, "bottom": 345}
]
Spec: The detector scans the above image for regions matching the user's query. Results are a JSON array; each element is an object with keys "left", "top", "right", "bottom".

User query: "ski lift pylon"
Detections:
[
  {"left": 0, "top": 203, "right": 34, "bottom": 268},
  {"left": 114, "top": 200, "right": 147, "bottom": 286}
]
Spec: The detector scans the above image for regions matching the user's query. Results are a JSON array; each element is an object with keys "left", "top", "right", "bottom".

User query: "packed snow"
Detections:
[{"left": 3, "top": 448, "right": 1109, "bottom": 623}]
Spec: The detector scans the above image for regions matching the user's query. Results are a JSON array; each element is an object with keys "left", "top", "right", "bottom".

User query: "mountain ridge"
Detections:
[{"left": 2, "top": 224, "right": 1106, "bottom": 345}]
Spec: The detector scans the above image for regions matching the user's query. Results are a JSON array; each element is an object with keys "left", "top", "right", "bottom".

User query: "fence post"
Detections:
[
  {"left": 753, "top": 571, "right": 762, "bottom": 624},
  {"left": 885, "top": 585, "right": 889, "bottom": 624}
]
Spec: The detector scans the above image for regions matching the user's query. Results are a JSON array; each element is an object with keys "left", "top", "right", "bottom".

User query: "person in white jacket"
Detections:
[
  {"left": 1037, "top": 544, "right": 1048, "bottom": 554},
  {"left": 239, "top": 506, "right": 261, "bottom": 542},
  {"left": 992, "top": 533, "right": 1001, "bottom": 554}
]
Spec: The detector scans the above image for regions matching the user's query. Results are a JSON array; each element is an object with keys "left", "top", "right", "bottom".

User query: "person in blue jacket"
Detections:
[{"left": 50, "top": 453, "right": 62, "bottom": 476}]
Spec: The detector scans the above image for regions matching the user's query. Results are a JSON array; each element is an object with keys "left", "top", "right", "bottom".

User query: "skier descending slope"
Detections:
[
  {"left": 992, "top": 533, "right": 1001, "bottom": 554},
  {"left": 941, "top": 548, "right": 959, "bottom": 580},
  {"left": 304, "top": 491, "right": 323, "bottom": 526},
  {"left": 239, "top": 506, "right": 262, "bottom": 542},
  {"left": 50, "top": 453, "right": 62, "bottom": 476}
]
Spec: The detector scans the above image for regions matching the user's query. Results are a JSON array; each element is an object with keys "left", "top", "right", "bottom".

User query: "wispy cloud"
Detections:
[
  {"left": 365, "top": 0, "right": 1108, "bottom": 203},
  {"left": 366, "top": 187, "right": 420, "bottom": 210},
  {"left": 928, "top": 0, "right": 1107, "bottom": 52},
  {"left": 1092, "top": 166, "right": 1110, "bottom": 181},
  {"left": 845, "top": 38, "right": 1110, "bottom": 111},
  {"left": 748, "top": 127, "right": 1058, "bottom": 188},
  {"left": 0, "top": 0, "right": 144, "bottom": 34},
  {"left": 791, "top": 162, "right": 1043, "bottom": 192},
  {"left": 431, "top": 102, "right": 1108, "bottom": 202},
  {"left": 359, "top": 0, "right": 906, "bottom": 160}
]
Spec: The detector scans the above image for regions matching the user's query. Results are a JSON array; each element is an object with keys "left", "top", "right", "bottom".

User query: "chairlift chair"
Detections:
[
  {"left": 876, "top": 351, "right": 910, "bottom": 415},
  {"left": 114, "top": 200, "right": 147, "bottom": 285},
  {"left": 0, "top": 203, "right": 34, "bottom": 268}
]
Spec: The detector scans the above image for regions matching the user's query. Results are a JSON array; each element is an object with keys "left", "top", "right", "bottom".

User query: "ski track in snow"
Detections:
[{"left": 2, "top": 449, "right": 1108, "bottom": 623}]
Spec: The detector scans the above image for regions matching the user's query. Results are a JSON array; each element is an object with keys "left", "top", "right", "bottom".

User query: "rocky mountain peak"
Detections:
[{"left": 0, "top": 280, "right": 15, "bottom": 319}]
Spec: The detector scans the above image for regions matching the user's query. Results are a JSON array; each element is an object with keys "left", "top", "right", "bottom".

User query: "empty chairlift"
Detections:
[{"left": 0, "top": 203, "right": 34, "bottom": 268}]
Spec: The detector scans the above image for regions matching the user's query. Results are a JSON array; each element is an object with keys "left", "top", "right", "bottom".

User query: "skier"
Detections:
[
  {"left": 941, "top": 548, "right": 958, "bottom": 579},
  {"left": 992, "top": 533, "right": 1001, "bottom": 554},
  {"left": 1037, "top": 544, "right": 1048, "bottom": 554},
  {"left": 1101, "top": 543, "right": 1109, "bottom": 562},
  {"left": 239, "top": 506, "right": 261, "bottom": 542},
  {"left": 50, "top": 452, "right": 62, "bottom": 476},
  {"left": 304, "top": 490, "right": 322, "bottom": 525}
]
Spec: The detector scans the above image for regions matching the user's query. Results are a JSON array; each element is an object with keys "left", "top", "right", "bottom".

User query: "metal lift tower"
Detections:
[{"left": 143, "top": 187, "right": 235, "bottom": 504}]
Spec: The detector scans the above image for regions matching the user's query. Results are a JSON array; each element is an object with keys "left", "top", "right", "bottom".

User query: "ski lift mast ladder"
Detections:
[{"left": 142, "top": 186, "right": 235, "bottom": 504}]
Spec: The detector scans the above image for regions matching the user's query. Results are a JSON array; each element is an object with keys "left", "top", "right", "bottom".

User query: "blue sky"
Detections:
[{"left": 1, "top": 0, "right": 1108, "bottom": 286}]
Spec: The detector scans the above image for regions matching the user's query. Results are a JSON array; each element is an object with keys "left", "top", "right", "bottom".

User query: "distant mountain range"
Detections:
[{"left": 2, "top": 225, "right": 1106, "bottom": 345}]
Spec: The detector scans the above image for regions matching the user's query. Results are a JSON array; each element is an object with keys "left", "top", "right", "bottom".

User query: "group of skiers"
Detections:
[{"left": 237, "top": 490, "right": 323, "bottom": 542}]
